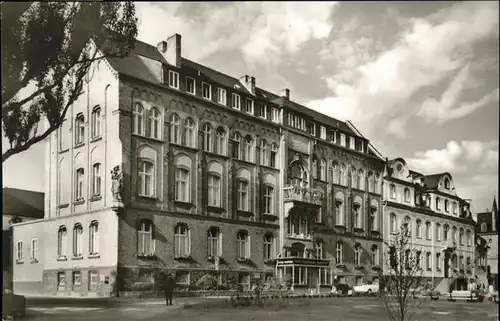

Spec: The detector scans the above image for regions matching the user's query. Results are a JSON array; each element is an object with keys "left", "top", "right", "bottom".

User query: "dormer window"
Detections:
[
  {"left": 245, "top": 98, "right": 254, "bottom": 114},
  {"left": 168, "top": 70, "right": 179, "bottom": 89},
  {"left": 258, "top": 104, "right": 267, "bottom": 119},
  {"left": 217, "top": 88, "right": 227, "bottom": 105},
  {"left": 331, "top": 131, "right": 337, "bottom": 143},
  {"left": 202, "top": 82, "right": 212, "bottom": 100},
  {"left": 271, "top": 107, "right": 279, "bottom": 123},
  {"left": 390, "top": 184, "right": 396, "bottom": 199},
  {"left": 309, "top": 123, "right": 316, "bottom": 136},
  {"left": 340, "top": 134, "right": 346, "bottom": 147},
  {"left": 186, "top": 77, "right": 195, "bottom": 95},
  {"left": 320, "top": 126, "right": 326, "bottom": 140},
  {"left": 232, "top": 93, "right": 241, "bottom": 110},
  {"left": 444, "top": 178, "right": 450, "bottom": 190}
]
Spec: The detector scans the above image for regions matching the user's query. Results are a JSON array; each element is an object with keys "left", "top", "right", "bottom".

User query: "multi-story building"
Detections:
[
  {"left": 476, "top": 197, "right": 498, "bottom": 291},
  {"left": 382, "top": 158, "right": 476, "bottom": 292},
  {"left": 2, "top": 188, "right": 44, "bottom": 291}
]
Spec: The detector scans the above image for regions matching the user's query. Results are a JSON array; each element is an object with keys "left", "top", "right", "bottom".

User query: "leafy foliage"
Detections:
[
  {"left": 379, "top": 227, "right": 424, "bottom": 321},
  {"left": 1, "top": 2, "right": 138, "bottom": 162}
]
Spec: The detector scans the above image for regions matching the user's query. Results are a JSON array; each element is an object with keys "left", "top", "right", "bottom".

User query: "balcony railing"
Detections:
[{"left": 284, "top": 186, "right": 323, "bottom": 206}]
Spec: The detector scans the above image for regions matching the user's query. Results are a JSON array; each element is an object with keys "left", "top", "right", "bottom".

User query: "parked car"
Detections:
[
  {"left": 2, "top": 289, "right": 26, "bottom": 319},
  {"left": 353, "top": 283, "right": 379, "bottom": 296},
  {"left": 332, "top": 283, "right": 354, "bottom": 296}
]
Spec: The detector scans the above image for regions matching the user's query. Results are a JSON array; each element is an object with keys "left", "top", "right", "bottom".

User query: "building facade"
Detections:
[
  {"left": 382, "top": 158, "right": 476, "bottom": 292},
  {"left": 476, "top": 198, "right": 498, "bottom": 291}
]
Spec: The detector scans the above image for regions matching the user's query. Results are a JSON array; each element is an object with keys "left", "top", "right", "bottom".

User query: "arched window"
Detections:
[
  {"left": 72, "top": 224, "right": 83, "bottom": 257},
  {"left": 138, "top": 220, "right": 155, "bottom": 255},
  {"left": 92, "top": 163, "right": 101, "bottom": 196},
  {"left": 175, "top": 167, "right": 190, "bottom": 202},
  {"left": 57, "top": 226, "right": 67, "bottom": 257},
  {"left": 451, "top": 226, "right": 457, "bottom": 243},
  {"left": 459, "top": 228, "right": 464, "bottom": 245},
  {"left": 403, "top": 216, "right": 411, "bottom": 235},
  {"left": 354, "top": 244, "right": 362, "bottom": 266},
  {"left": 233, "top": 132, "right": 241, "bottom": 159},
  {"left": 215, "top": 127, "right": 226, "bottom": 155},
  {"left": 75, "top": 168, "right": 85, "bottom": 201},
  {"left": 466, "top": 230, "right": 472, "bottom": 247},
  {"left": 336, "top": 241, "right": 343, "bottom": 264},
  {"left": 358, "top": 169, "right": 364, "bottom": 190},
  {"left": 371, "top": 245, "right": 379, "bottom": 266},
  {"left": 443, "top": 224, "right": 449, "bottom": 241},
  {"left": 170, "top": 114, "right": 180, "bottom": 144},
  {"left": 404, "top": 188, "right": 410, "bottom": 203},
  {"left": 370, "top": 201, "right": 378, "bottom": 231},
  {"left": 335, "top": 192, "right": 344, "bottom": 226},
  {"left": 390, "top": 213, "right": 397, "bottom": 233},
  {"left": 270, "top": 144, "right": 278, "bottom": 168},
  {"left": 425, "top": 221, "right": 432, "bottom": 240},
  {"left": 444, "top": 178, "right": 450, "bottom": 190},
  {"left": 390, "top": 184, "right": 396, "bottom": 199},
  {"left": 444, "top": 199, "right": 449, "bottom": 212},
  {"left": 315, "top": 240, "right": 324, "bottom": 259},
  {"left": 332, "top": 162, "right": 340, "bottom": 185},
  {"left": 203, "top": 123, "right": 213, "bottom": 152},
  {"left": 320, "top": 159, "right": 327, "bottom": 181},
  {"left": 416, "top": 219, "right": 422, "bottom": 238},
  {"left": 263, "top": 233, "right": 274, "bottom": 260},
  {"left": 351, "top": 167, "right": 357, "bottom": 189},
  {"left": 208, "top": 227, "right": 221, "bottom": 257},
  {"left": 75, "top": 113, "right": 85, "bottom": 144},
  {"left": 244, "top": 135, "right": 253, "bottom": 162},
  {"left": 89, "top": 221, "right": 99, "bottom": 255},
  {"left": 138, "top": 160, "right": 154, "bottom": 197},
  {"left": 263, "top": 185, "right": 275, "bottom": 215},
  {"left": 435, "top": 197, "right": 441, "bottom": 210},
  {"left": 312, "top": 158, "right": 318, "bottom": 179},
  {"left": 149, "top": 107, "right": 161, "bottom": 139},
  {"left": 340, "top": 164, "right": 348, "bottom": 186},
  {"left": 367, "top": 172, "right": 374, "bottom": 193},
  {"left": 260, "top": 140, "right": 269, "bottom": 166},
  {"left": 208, "top": 172, "right": 221, "bottom": 207},
  {"left": 436, "top": 223, "right": 442, "bottom": 241},
  {"left": 236, "top": 230, "right": 250, "bottom": 259},
  {"left": 91, "top": 106, "right": 101, "bottom": 139},
  {"left": 133, "top": 103, "right": 144, "bottom": 135},
  {"left": 353, "top": 196, "right": 363, "bottom": 229},
  {"left": 184, "top": 118, "right": 195, "bottom": 147},
  {"left": 174, "top": 224, "right": 190, "bottom": 257}
]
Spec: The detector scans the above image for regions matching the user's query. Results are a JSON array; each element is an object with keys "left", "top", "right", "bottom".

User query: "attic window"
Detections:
[{"left": 444, "top": 178, "right": 450, "bottom": 190}]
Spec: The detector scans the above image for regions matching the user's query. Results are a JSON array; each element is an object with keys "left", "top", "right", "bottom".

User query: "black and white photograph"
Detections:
[{"left": 2, "top": 1, "right": 499, "bottom": 320}]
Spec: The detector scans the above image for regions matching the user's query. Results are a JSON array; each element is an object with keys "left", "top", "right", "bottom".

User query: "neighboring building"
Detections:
[
  {"left": 382, "top": 158, "right": 476, "bottom": 292},
  {"left": 476, "top": 197, "right": 498, "bottom": 291},
  {"left": 3, "top": 188, "right": 44, "bottom": 290},
  {"left": 12, "top": 33, "right": 387, "bottom": 297}
]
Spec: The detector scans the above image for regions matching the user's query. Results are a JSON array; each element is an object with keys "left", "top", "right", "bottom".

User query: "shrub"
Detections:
[{"left": 196, "top": 274, "right": 219, "bottom": 291}]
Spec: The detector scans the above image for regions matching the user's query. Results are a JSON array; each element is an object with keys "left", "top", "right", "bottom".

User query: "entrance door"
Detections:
[{"left": 307, "top": 269, "right": 317, "bottom": 294}]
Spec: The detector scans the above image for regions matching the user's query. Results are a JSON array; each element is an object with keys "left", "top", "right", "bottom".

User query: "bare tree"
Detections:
[
  {"left": 1, "top": 2, "right": 138, "bottom": 162},
  {"left": 378, "top": 227, "right": 424, "bottom": 321}
]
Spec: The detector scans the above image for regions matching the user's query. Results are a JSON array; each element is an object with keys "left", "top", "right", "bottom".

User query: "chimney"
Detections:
[
  {"left": 281, "top": 88, "right": 290, "bottom": 100},
  {"left": 239, "top": 75, "right": 256, "bottom": 95},
  {"left": 157, "top": 33, "right": 182, "bottom": 68}
]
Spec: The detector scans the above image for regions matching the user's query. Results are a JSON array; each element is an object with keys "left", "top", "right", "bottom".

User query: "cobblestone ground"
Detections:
[{"left": 22, "top": 297, "right": 499, "bottom": 321}]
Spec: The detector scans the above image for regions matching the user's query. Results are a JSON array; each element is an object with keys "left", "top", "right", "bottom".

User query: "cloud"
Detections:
[
  {"left": 418, "top": 64, "right": 499, "bottom": 124},
  {"left": 135, "top": 2, "right": 337, "bottom": 66},
  {"left": 407, "top": 140, "right": 498, "bottom": 174},
  {"left": 305, "top": 1, "right": 499, "bottom": 139}
]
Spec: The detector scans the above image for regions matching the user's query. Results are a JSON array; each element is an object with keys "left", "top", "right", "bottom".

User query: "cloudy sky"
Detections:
[{"left": 3, "top": 1, "right": 498, "bottom": 213}]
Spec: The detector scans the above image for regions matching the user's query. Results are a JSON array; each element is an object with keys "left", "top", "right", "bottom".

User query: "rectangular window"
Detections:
[
  {"left": 258, "top": 104, "right": 267, "bottom": 119},
  {"left": 232, "top": 93, "right": 241, "bottom": 110},
  {"left": 309, "top": 123, "right": 316, "bottom": 136},
  {"left": 57, "top": 272, "right": 66, "bottom": 291},
  {"left": 349, "top": 137, "right": 355, "bottom": 149},
  {"left": 91, "top": 108, "right": 101, "bottom": 138},
  {"left": 92, "top": 163, "right": 101, "bottom": 196},
  {"left": 202, "top": 82, "right": 211, "bottom": 100},
  {"left": 264, "top": 186, "right": 274, "bottom": 215},
  {"left": 245, "top": 98, "right": 254, "bottom": 114},
  {"left": 271, "top": 108, "right": 279, "bottom": 123},
  {"left": 436, "top": 253, "right": 441, "bottom": 270},
  {"left": 263, "top": 235, "right": 274, "bottom": 260},
  {"left": 208, "top": 174, "right": 221, "bottom": 207},
  {"left": 168, "top": 70, "right": 179, "bottom": 89},
  {"left": 30, "top": 238, "right": 38, "bottom": 261},
  {"left": 331, "top": 130, "right": 337, "bottom": 143},
  {"left": 237, "top": 180, "right": 249, "bottom": 211},
  {"left": 340, "top": 134, "right": 346, "bottom": 147},
  {"left": 186, "top": 77, "right": 195, "bottom": 94},
  {"left": 72, "top": 271, "right": 82, "bottom": 289},
  {"left": 175, "top": 168, "right": 190, "bottom": 202},
  {"left": 16, "top": 241, "right": 23, "bottom": 262},
  {"left": 89, "top": 271, "right": 99, "bottom": 286},
  {"left": 175, "top": 271, "right": 190, "bottom": 285},
  {"left": 75, "top": 116, "right": 85, "bottom": 145},
  {"left": 217, "top": 87, "right": 227, "bottom": 105},
  {"left": 320, "top": 126, "right": 326, "bottom": 139},
  {"left": 426, "top": 252, "right": 432, "bottom": 270}
]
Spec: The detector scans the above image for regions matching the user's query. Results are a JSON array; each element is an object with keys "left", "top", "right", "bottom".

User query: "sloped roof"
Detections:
[
  {"left": 104, "top": 37, "right": 358, "bottom": 136},
  {"left": 423, "top": 173, "right": 448, "bottom": 189},
  {"left": 2, "top": 188, "right": 44, "bottom": 219}
]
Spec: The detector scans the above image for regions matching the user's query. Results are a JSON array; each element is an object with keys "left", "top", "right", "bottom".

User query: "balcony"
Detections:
[{"left": 284, "top": 186, "right": 324, "bottom": 206}]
